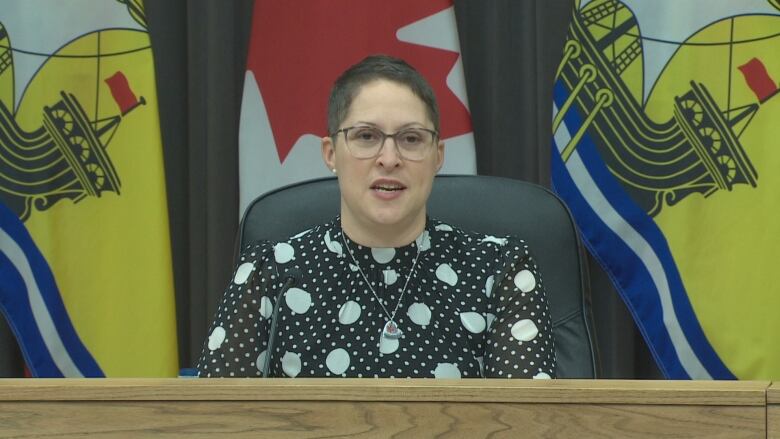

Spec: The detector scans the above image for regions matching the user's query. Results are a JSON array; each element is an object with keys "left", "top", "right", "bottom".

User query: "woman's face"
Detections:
[{"left": 322, "top": 79, "right": 444, "bottom": 244}]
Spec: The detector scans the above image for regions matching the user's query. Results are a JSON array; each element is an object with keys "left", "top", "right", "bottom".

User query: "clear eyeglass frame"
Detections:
[{"left": 331, "top": 125, "right": 439, "bottom": 161}]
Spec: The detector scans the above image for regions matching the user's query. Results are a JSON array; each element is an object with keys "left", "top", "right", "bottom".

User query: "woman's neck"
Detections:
[{"left": 340, "top": 211, "right": 426, "bottom": 248}]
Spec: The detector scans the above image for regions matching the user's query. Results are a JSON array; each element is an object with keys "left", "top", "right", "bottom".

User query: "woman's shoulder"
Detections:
[
  {"left": 429, "top": 218, "right": 529, "bottom": 254},
  {"left": 239, "top": 217, "right": 338, "bottom": 262},
  {"left": 235, "top": 239, "right": 276, "bottom": 263}
]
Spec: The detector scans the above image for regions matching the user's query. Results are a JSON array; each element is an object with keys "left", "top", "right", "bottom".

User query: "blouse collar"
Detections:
[{"left": 334, "top": 216, "right": 433, "bottom": 268}]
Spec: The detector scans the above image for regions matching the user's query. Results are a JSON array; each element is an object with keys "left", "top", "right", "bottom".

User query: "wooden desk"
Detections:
[
  {"left": 768, "top": 382, "right": 780, "bottom": 439},
  {"left": 0, "top": 379, "right": 770, "bottom": 438}
]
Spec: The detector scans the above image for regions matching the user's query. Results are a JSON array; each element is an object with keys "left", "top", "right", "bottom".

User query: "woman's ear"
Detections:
[
  {"left": 435, "top": 140, "right": 445, "bottom": 172},
  {"left": 322, "top": 136, "right": 336, "bottom": 172}
]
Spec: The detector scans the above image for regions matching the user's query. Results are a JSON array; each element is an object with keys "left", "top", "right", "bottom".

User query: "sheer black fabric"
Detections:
[{"left": 197, "top": 217, "right": 555, "bottom": 378}]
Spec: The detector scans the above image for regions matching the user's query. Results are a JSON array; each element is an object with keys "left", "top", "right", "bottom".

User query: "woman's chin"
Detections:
[{"left": 367, "top": 211, "right": 406, "bottom": 227}]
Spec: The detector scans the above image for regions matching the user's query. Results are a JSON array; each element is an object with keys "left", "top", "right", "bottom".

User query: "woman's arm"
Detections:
[
  {"left": 196, "top": 242, "right": 276, "bottom": 377},
  {"left": 484, "top": 240, "right": 556, "bottom": 378}
]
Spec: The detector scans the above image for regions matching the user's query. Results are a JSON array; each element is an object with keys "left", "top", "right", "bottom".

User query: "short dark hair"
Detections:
[{"left": 327, "top": 54, "right": 440, "bottom": 135}]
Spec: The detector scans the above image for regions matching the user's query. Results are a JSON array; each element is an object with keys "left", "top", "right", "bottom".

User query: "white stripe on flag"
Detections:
[
  {"left": 552, "top": 103, "right": 711, "bottom": 379},
  {"left": 0, "top": 228, "right": 83, "bottom": 377}
]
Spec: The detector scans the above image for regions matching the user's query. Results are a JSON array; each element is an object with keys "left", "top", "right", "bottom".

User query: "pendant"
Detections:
[{"left": 383, "top": 320, "right": 402, "bottom": 339}]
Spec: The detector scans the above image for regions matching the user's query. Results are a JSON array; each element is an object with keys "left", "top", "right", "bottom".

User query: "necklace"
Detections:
[{"left": 341, "top": 228, "right": 422, "bottom": 339}]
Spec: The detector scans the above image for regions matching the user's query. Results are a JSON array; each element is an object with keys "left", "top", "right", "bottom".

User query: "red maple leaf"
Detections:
[{"left": 248, "top": 0, "right": 472, "bottom": 163}]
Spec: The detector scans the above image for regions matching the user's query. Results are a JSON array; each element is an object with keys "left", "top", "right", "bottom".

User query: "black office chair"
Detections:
[{"left": 238, "top": 175, "right": 599, "bottom": 378}]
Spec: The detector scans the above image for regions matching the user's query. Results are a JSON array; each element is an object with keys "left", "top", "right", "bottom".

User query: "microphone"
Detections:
[{"left": 263, "top": 267, "right": 302, "bottom": 378}]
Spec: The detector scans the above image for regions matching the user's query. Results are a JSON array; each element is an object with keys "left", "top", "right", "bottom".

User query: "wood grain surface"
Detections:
[
  {"left": 0, "top": 379, "right": 770, "bottom": 438},
  {"left": 768, "top": 383, "right": 780, "bottom": 439}
]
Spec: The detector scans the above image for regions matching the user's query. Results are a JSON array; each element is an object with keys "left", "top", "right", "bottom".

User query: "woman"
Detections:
[{"left": 197, "top": 55, "right": 556, "bottom": 379}]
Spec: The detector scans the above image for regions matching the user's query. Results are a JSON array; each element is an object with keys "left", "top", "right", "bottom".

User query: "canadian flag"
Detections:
[{"left": 238, "top": 0, "right": 476, "bottom": 215}]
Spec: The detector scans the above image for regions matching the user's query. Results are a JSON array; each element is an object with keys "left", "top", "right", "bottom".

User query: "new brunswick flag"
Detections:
[
  {"left": 0, "top": 1, "right": 177, "bottom": 376},
  {"left": 552, "top": 0, "right": 780, "bottom": 379}
]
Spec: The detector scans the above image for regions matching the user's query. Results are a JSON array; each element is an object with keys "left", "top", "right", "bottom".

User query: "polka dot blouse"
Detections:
[{"left": 197, "top": 217, "right": 556, "bottom": 379}]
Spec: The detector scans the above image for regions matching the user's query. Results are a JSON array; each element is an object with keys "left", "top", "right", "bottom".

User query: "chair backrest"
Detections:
[{"left": 239, "top": 175, "right": 598, "bottom": 378}]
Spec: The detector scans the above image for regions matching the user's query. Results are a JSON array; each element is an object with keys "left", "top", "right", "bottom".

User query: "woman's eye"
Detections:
[
  {"left": 401, "top": 132, "right": 423, "bottom": 144},
  {"left": 353, "top": 129, "right": 379, "bottom": 141}
]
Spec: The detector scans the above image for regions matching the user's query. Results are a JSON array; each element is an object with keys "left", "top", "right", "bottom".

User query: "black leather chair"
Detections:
[{"left": 239, "top": 175, "right": 599, "bottom": 378}]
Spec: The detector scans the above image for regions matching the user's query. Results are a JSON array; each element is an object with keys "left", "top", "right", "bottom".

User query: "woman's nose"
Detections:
[{"left": 375, "top": 136, "right": 402, "bottom": 167}]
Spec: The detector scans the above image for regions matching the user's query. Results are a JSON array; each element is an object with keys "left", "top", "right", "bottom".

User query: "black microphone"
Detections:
[{"left": 263, "top": 267, "right": 302, "bottom": 378}]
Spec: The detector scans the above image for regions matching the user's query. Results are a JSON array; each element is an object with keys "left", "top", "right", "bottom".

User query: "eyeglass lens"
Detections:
[{"left": 344, "top": 126, "right": 434, "bottom": 160}]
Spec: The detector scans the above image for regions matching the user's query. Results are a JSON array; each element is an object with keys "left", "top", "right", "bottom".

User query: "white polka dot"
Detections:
[
  {"left": 486, "top": 313, "right": 496, "bottom": 330},
  {"left": 434, "top": 363, "right": 461, "bottom": 379},
  {"left": 435, "top": 263, "right": 458, "bottom": 286},
  {"left": 484, "top": 275, "right": 495, "bottom": 297},
  {"left": 459, "top": 312, "right": 486, "bottom": 333},
  {"left": 511, "top": 319, "right": 539, "bottom": 342},
  {"left": 281, "top": 351, "right": 301, "bottom": 377},
  {"left": 259, "top": 296, "right": 273, "bottom": 319},
  {"left": 379, "top": 335, "right": 399, "bottom": 354},
  {"left": 481, "top": 235, "right": 507, "bottom": 246},
  {"left": 324, "top": 230, "right": 343, "bottom": 256},
  {"left": 533, "top": 372, "right": 551, "bottom": 379},
  {"left": 349, "top": 263, "right": 358, "bottom": 272},
  {"left": 407, "top": 303, "right": 431, "bottom": 326},
  {"left": 372, "top": 247, "right": 395, "bottom": 264},
  {"left": 255, "top": 349, "right": 268, "bottom": 372},
  {"left": 415, "top": 230, "right": 431, "bottom": 251},
  {"left": 233, "top": 263, "right": 254, "bottom": 284},
  {"left": 338, "top": 300, "right": 361, "bottom": 325},
  {"left": 514, "top": 270, "right": 536, "bottom": 292},
  {"left": 326, "top": 348, "right": 350, "bottom": 374},
  {"left": 435, "top": 224, "right": 453, "bottom": 231},
  {"left": 274, "top": 243, "right": 294, "bottom": 263},
  {"left": 207, "top": 326, "right": 226, "bottom": 350},
  {"left": 383, "top": 269, "right": 398, "bottom": 285},
  {"left": 285, "top": 287, "right": 312, "bottom": 314}
]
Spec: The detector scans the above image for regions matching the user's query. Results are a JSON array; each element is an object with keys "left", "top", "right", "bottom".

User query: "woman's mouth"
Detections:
[
  {"left": 371, "top": 180, "right": 407, "bottom": 198},
  {"left": 373, "top": 184, "right": 404, "bottom": 192}
]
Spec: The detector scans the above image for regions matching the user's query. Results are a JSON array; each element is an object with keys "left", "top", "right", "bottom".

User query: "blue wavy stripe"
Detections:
[
  {"left": 0, "top": 201, "right": 103, "bottom": 377},
  {"left": 551, "top": 79, "right": 734, "bottom": 379},
  {"left": 551, "top": 145, "right": 688, "bottom": 378},
  {"left": 0, "top": 250, "right": 62, "bottom": 377}
]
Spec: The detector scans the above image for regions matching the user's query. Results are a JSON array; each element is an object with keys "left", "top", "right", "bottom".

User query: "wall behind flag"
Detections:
[
  {"left": 144, "top": 0, "right": 255, "bottom": 369},
  {"left": 0, "top": 318, "right": 22, "bottom": 377},
  {"left": 0, "top": 0, "right": 654, "bottom": 378}
]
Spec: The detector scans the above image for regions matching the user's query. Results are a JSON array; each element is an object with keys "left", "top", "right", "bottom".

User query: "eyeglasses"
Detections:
[{"left": 331, "top": 125, "right": 438, "bottom": 161}]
